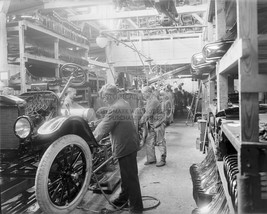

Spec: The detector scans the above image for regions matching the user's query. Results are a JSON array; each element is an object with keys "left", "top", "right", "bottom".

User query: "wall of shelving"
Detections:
[
  {"left": 198, "top": 0, "right": 267, "bottom": 213},
  {"left": 2, "top": 17, "right": 107, "bottom": 106},
  {"left": 6, "top": 20, "right": 90, "bottom": 92}
]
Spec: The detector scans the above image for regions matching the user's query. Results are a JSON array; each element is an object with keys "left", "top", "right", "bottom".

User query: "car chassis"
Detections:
[{"left": 0, "top": 63, "right": 114, "bottom": 214}]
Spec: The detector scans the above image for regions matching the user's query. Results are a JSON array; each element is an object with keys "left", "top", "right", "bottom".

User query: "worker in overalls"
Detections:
[{"left": 140, "top": 86, "right": 167, "bottom": 167}]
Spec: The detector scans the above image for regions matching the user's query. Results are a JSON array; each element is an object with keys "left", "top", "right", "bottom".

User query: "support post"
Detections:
[
  {"left": 0, "top": 1, "right": 11, "bottom": 87},
  {"left": 19, "top": 22, "right": 27, "bottom": 93}
]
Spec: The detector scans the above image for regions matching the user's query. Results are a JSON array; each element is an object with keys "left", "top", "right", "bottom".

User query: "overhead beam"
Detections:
[
  {"left": 69, "top": 4, "right": 207, "bottom": 21},
  {"left": 43, "top": 0, "right": 113, "bottom": 9},
  {"left": 101, "top": 25, "right": 206, "bottom": 33},
  {"left": 119, "top": 33, "right": 201, "bottom": 41},
  {"left": 8, "top": 5, "right": 43, "bottom": 15}
]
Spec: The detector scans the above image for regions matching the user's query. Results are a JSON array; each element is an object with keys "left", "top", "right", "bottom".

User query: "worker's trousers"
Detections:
[
  {"left": 145, "top": 123, "right": 167, "bottom": 162},
  {"left": 118, "top": 151, "right": 143, "bottom": 211}
]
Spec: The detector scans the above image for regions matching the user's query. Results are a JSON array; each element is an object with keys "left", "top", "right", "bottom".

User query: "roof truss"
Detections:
[{"left": 69, "top": 4, "right": 207, "bottom": 21}]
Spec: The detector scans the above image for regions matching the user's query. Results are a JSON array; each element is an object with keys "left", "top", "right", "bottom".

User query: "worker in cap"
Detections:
[
  {"left": 140, "top": 86, "right": 167, "bottom": 167},
  {"left": 155, "top": 90, "right": 167, "bottom": 153},
  {"left": 93, "top": 83, "right": 143, "bottom": 213}
]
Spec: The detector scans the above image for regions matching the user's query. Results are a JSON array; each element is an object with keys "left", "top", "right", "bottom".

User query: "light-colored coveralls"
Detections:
[{"left": 140, "top": 95, "right": 166, "bottom": 163}]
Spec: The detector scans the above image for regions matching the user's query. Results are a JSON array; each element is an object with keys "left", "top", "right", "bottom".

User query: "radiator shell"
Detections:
[{"left": 0, "top": 95, "right": 25, "bottom": 150}]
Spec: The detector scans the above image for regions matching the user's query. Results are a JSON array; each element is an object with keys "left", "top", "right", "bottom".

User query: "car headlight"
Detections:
[{"left": 14, "top": 116, "right": 32, "bottom": 139}]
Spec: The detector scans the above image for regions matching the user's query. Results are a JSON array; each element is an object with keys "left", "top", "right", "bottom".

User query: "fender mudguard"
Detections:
[{"left": 37, "top": 115, "right": 99, "bottom": 147}]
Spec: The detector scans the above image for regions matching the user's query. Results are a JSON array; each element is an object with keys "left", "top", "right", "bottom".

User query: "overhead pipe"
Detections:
[{"left": 149, "top": 65, "right": 190, "bottom": 83}]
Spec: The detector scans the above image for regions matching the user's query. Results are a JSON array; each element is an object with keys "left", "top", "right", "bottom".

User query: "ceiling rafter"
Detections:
[
  {"left": 69, "top": 4, "right": 207, "bottom": 21},
  {"left": 100, "top": 25, "right": 206, "bottom": 33},
  {"left": 43, "top": 0, "right": 113, "bottom": 10}
]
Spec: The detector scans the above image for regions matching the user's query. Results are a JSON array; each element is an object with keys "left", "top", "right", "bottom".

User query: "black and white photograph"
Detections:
[{"left": 0, "top": 0, "right": 267, "bottom": 214}]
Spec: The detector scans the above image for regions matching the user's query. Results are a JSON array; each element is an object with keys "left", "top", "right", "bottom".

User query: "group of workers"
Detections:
[{"left": 62, "top": 83, "right": 175, "bottom": 214}]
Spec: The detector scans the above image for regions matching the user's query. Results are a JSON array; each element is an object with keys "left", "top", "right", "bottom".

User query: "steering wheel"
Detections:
[{"left": 60, "top": 63, "right": 87, "bottom": 87}]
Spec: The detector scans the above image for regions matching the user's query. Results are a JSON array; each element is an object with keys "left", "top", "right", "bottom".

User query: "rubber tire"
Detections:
[{"left": 35, "top": 134, "right": 92, "bottom": 214}]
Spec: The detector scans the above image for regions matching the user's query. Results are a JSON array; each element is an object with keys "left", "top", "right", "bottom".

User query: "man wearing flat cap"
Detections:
[
  {"left": 140, "top": 86, "right": 167, "bottom": 167},
  {"left": 93, "top": 84, "right": 143, "bottom": 214}
]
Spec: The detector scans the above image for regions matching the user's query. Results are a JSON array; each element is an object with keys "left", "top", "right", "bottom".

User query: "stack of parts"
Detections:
[
  {"left": 190, "top": 40, "right": 234, "bottom": 77},
  {"left": 192, "top": 186, "right": 229, "bottom": 214},
  {"left": 223, "top": 154, "right": 238, "bottom": 212},
  {"left": 190, "top": 148, "right": 230, "bottom": 214}
]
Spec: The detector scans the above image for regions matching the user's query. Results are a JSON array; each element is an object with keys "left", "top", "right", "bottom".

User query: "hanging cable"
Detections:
[
  {"left": 130, "top": 41, "right": 149, "bottom": 85},
  {"left": 77, "top": 171, "right": 160, "bottom": 213}
]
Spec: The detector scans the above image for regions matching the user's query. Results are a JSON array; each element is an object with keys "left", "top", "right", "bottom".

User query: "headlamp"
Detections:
[{"left": 14, "top": 116, "right": 32, "bottom": 139}]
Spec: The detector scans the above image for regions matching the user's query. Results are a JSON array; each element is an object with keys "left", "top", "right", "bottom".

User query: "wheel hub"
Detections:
[{"left": 71, "top": 172, "right": 79, "bottom": 180}]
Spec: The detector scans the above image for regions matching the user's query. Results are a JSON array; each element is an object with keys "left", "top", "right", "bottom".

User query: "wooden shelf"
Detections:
[
  {"left": 8, "top": 20, "right": 89, "bottom": 49},
  {"left": 218, "top": 34, "right": 267, "bottom": 75},
  {"left": 204, "top": 1, "right": 267, "bottom": 213},
  {"left": 11, "top": 53, "right": 63, "bottom": 65},
  {"left": 25, "top": 53, "right": 62, "bottom": 65},
  {"left": 221, "top": 120, "right": 241, "bottom": 151},
  {"left": 7, "top": 19, "right": 92, "bottom": 93},
  {"left": 220, "top": 114, "right": 267, "bottom": 152},
  {"left": 218, "top": 39, "right": 243, "bottom": 75}
]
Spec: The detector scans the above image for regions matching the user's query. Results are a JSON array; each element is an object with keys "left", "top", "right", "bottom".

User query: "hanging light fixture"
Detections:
[{"left": 96, "top": 35, "right": 109, "bottom": 48}]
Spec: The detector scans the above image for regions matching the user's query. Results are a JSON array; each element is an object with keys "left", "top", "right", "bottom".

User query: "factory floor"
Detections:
[{"left": 75, "top": 115, "right": 205, "bottom": 214}]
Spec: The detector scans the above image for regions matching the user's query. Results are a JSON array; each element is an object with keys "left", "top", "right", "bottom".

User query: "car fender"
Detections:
[
  {"left": 38, "top": 116, "right": 67, "bottom": 135},
  {"left": 37, "top": 116, "right": 98, "bottom": 147}
]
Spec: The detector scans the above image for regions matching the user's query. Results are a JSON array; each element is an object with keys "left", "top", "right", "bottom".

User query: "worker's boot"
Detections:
[{"left": 156, "top": 155, "right": 166, "bottom": 167}]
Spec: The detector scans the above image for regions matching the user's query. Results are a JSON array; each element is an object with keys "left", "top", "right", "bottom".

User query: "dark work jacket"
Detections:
[{"left": 93, "top": 98, "right": 139, "bottom": 159}]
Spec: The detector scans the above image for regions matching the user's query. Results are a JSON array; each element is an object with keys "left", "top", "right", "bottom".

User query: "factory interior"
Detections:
[{"left": 0, "top": 0, "right": 267, "bottom": 214}]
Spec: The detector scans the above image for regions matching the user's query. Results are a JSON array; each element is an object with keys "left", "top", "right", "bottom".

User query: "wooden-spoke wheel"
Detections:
[
  {"left": 60, "top": 63, "right": 87, "bottom": 87},
  {"left": 35, "top": 135, "right": 92, "bottom": 214}
]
